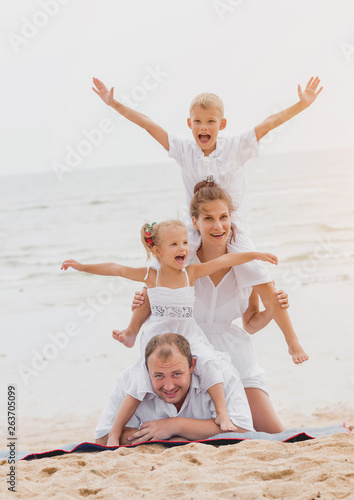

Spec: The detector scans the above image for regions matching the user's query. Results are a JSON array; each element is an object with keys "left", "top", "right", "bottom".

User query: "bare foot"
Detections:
[
  {"left": 215, "top": 412, "right": 239, "bottom": 432},
  {"left": 288, "top": 340, "right": 309, "bottom": 364},
  {"left": 112, "top": 327, "right": 138, "bottom": 348}
]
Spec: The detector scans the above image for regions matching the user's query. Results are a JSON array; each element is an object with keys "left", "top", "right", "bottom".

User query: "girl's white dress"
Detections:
[{"left": 127, "top": 267, "right": 229, "bottom": 399}]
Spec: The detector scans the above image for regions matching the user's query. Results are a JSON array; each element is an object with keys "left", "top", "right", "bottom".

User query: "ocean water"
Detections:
[
  {"left": 1, "top": 148, "right": 353, "bottom": 423},
  {"left": 1, "top": 148, "right": 353, "bottom": 306}
]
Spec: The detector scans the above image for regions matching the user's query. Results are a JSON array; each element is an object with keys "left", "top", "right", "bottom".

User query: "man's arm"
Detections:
[
  {"left": 254, "top": 76, "right": 323, "bottom": 141},
  {"left": 92, "top": 78, "right": 169, "bottom": 149},
  {"left": 127, "top": 417, "right": 226, "bottom": 444}
]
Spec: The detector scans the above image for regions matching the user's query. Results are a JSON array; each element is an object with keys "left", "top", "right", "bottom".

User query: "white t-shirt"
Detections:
[{"left": 168, "top": 130, "right": 259, "bottom": 229}]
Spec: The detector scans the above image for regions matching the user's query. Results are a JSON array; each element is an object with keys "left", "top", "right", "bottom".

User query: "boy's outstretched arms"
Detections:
[
  {"left": 92, "top": 77, "right": 169, "bottom": 150},
  {"left": 254, "top": 76, "right": 323, "bottom": 141}
]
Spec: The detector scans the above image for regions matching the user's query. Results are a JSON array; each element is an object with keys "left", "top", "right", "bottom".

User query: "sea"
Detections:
[{"left": 1, "top": 148, "right": 353, "bottom": 422}]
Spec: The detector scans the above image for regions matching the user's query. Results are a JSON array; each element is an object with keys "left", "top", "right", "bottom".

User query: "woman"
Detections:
[{"left": 130, "top": 180, "right": 286, "bottom": 433}]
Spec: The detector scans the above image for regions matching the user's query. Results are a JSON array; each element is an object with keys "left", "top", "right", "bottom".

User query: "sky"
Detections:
[{"left": 1, "top": 0, "right": 354, "bottom": 176}]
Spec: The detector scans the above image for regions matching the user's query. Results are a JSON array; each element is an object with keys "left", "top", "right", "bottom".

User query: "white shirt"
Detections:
[
  {"left": 120, "top": 359, "right": 254, "bottom": 432},
  {"left": 168, "top": 130, "right": 259, "bottom": 230}
]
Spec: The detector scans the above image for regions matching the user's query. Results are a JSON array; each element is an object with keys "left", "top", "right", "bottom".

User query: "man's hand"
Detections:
[
  {"left": 298, "top": 76, "right": 323, "bottom": 108},
  {"left": 127, "top": 419, "right": 175, "bottom": 444},
  {"left": 92, "top": 77, "right": 115, "bottom": 106}
]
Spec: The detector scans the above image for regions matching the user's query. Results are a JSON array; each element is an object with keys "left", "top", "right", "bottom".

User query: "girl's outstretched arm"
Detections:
[
  {"left": 61, "top": 259, "right": 148, "bottom": 282},
  {"left": 187, "top": 252, "right": 277, "bottom": 285}
]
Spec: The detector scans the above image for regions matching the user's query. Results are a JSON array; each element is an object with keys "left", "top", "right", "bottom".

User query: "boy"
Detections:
[{"left": 92, "top": 76, "right": 322, "bottom": 363}]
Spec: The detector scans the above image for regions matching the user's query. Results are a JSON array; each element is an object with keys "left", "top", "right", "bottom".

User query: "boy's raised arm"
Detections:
[
  {"left": 254, "top": 76, "right": 323, "bottom": 141},
  {"left": 92, "top": 77, "right": 169, "bottom": 150}
]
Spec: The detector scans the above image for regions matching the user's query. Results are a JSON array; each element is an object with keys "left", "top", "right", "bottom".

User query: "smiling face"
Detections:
[
  {"left": 147, "top": 344, "right": 196, "bottom": 411},
  {"left": 187, "top": 106, "right": 227, "bottom": 156},
  {"left": 152, "top": 226, "right": 189, "bottom": 269},
  {"left": 192, "top": 199, "right": 232, "bottom": 250}
]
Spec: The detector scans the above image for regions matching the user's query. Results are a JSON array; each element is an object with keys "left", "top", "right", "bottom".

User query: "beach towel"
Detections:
[{"left": 2, "top": 423, "right": 350, "bottom": 461}]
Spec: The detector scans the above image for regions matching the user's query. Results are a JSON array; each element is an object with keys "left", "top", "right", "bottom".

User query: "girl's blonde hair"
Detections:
[
  {"left": 190, "top": 180, "right": 237, "bottom": 243},
  {"left": 141, "top": 219, "right": 186, "bottom": 260},
  {"left": 189, "top": 93, "right": 224, "bottom": 117}
]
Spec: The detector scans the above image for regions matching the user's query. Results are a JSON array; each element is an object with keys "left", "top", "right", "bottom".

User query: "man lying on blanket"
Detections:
[{"left": 95, "top": 333, "right": 254, "bottom": 445}]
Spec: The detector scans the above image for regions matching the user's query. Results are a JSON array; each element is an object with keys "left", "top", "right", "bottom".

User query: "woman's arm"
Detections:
[
  {"left": 187, "top": 252, "right": 277, "bottom": 284},
  {"left": 61, "top": 259, "right": 148, "bottom": 282},
  {"left": 243, "top": 287, "right": 289, "bottom": 334}
]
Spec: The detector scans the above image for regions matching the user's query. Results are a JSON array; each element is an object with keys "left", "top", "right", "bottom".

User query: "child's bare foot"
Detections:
[
  {"left": 288, "top": 340, "right": 309, "bottom": 364},
  {"left": 215, "top": 412, "right": 239, "bottom": 432},
  {"left": 112, "top": 327, "right": 138, "bottom": 348}
]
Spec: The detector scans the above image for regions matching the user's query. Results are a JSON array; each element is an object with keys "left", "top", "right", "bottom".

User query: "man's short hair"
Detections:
[{"left": 145, "top": 333, "right": 193, "bottom": 368}]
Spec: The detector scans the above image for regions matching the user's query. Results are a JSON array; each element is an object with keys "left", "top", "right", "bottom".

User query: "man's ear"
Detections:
[
  {"left": 192, "top": 216, "right": 199, "bottom": 231},
  {"left": 190, "top": 356, "right": 196, "bottom": 373},
  {"left": 219, "top": 118, "right": 227, "bottom": 130},
  {"left": 187, "top": 117, "right": 192, "bottom": 129}
]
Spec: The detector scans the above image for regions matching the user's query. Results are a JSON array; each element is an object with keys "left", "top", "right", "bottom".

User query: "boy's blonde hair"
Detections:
[
  {"left": 189, "top": 93, "right": 224, "bottom": 117},
  {"left": 141, "top": 219, "right": 186, "bottom": 260}
]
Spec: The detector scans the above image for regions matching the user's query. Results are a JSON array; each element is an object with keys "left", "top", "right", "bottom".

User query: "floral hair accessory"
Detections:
[{"left": 144, "top": 222, "right": 156, "bottom": 247}]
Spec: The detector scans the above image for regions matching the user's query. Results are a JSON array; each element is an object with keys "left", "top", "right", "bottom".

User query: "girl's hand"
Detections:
[
  {"left": 131, "top": 290, "right": 145, "bottom": 311},
  {"left": 256, "top": 253, "right": 278, "bottom": 265},
  {"left": 61, "top": 259, "right": 83, "bottom": 272},
  {"left": 92, "top": 77, "right": 114, "bottom": 106},
  {"left": 106, "top": 433, "right": 120, "bottom": 447}
]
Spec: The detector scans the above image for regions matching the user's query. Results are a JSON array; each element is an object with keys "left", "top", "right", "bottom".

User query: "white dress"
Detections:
[{"left": 190, "top": 251, "right": 269, "bottom": 395}]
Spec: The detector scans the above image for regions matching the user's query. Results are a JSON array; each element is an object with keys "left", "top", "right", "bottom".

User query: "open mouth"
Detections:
[
  {"left": 211, "top": 232, "right": 225, "bottom": 240},
  {"left": 175, "top": 255, "right": 186, "bottom": 264},
  {"left": 198, "top": 134, "right": 211, "bottom": 144}
]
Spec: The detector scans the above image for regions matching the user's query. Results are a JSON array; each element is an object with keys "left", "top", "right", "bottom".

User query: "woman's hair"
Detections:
[
  {"left": 141, "top": 219, "right": 186, "bottom": 260},
  {"left": 189, "top": 92, "right": 224, "bottom": 117},
  {"left": 190, "top": 180, "right": 237, "bottom": 242},
  {"left": 145, "top": 333, "right": 193, "bottom": 368}
]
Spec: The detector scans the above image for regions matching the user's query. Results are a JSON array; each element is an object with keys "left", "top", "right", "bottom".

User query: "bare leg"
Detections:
[
  {"left": 208, "top": 383, "right": 238, "bottom": 432},
  {"left": 112, "top": 288, "right": 151, "bottom": 348},
  {"left": 245, "top": 388, "right": 286, "bottom": 433},
  {"left": 254, "top": 282, "right": 309, "bottom": 364}
]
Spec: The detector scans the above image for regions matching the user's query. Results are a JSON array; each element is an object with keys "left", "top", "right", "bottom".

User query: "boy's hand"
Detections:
[
  {"left": 298, "top": 76, "right": 323, "bottom": 108},
  {"left": 61, "top": 259, "right": 83, "bottom": 272},
  {"left": 92, "top": 77, "right": 114, "bottom": 106}
]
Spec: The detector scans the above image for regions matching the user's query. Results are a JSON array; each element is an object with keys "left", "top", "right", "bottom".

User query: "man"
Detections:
[{"left": 95, "top": 333, "right": 254, "bottom": 445}]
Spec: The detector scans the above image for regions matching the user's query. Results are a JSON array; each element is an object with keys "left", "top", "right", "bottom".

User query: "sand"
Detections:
[{"left": 1, "top": 279, "right": 354, "bottom": 499}]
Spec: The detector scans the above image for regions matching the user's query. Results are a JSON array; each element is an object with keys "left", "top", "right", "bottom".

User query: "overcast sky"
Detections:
[{"left": 1, "top": 0, "right": 354, "bottom": 176}]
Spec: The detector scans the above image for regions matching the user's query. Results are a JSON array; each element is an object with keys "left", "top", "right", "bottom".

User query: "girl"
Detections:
[{"left": 62, "top": 219, "right": 277, "bottom": 444}]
